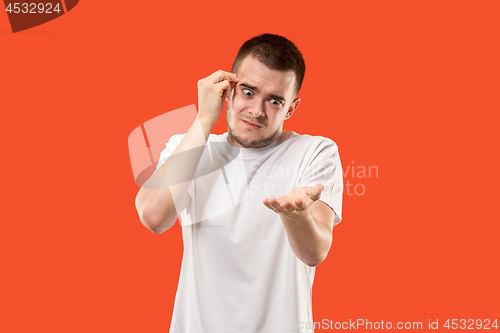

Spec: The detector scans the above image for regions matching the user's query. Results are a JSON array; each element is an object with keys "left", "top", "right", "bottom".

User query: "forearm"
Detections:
[
  {"left": 280, "top": 209, "right": 333, "bottom": 267},
  {"left": 135, "top": 116, "right": 213, "bottom": 233}
]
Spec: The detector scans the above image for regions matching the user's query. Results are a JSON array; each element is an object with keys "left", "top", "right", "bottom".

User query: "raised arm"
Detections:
[{"left": 135, "top": 70, "right": 239, "bottom": 234}]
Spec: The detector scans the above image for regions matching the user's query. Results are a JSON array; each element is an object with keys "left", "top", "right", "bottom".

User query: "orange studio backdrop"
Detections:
[{"left": 1, "top": 0, "right": 499, "bottom": 332}]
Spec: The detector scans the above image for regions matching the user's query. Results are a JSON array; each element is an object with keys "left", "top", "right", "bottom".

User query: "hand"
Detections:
[
  {"left": 197, "top": 70, "right": 239, "bottom": 127},
  {"left": 263, "top": 184, "right": 324, "bottom": 219}
]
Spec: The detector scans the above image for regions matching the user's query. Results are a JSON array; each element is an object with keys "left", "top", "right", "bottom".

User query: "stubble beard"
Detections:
[{"left": 226, "top": 105, "right": 281, "bottom": 148}]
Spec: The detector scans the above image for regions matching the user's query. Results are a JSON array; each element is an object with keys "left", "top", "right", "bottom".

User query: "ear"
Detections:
[
  {"left": 225, "top": 89, "right": 232, "bottom": 103},
  {"left": 284, "top": 97, "right": 301, "bottom": 120}
]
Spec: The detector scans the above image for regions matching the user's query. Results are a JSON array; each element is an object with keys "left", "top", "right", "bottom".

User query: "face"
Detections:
[{"left": 226, "top": 55, "right": 301, "bottom": 148}]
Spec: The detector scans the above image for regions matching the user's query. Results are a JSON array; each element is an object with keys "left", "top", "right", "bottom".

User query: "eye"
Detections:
[
  {"left": 270, "top": 99, "right": 282, "bottom": 106},
  {"left": 242, "top": 88, "right": 253, "bottom": 96}
]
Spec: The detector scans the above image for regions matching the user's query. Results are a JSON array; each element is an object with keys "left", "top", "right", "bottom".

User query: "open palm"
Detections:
[{"left": 263, "top": 184, "right": 324, "bottom": 218}]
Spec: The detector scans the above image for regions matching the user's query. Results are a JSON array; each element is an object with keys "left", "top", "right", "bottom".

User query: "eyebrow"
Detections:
[{"left": 239, "top": 82, "right": 286, "bottom": 103}]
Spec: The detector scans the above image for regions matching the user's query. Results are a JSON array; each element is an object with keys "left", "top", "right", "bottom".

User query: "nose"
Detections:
[{"left": 248, "top": 99, "right": 266, "bottom": 118}]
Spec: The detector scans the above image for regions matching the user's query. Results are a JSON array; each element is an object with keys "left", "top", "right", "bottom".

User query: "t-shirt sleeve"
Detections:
[
  {"left": 297, "top": 138, "right": 343, "bottom": 226},
  {"left": 155, "top": 133, "right": 187, "bottom": 172}
]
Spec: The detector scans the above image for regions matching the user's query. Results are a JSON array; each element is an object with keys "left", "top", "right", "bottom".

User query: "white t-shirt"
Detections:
[{"left": 155, "top": 131, "right": 343, "bottom": 333}]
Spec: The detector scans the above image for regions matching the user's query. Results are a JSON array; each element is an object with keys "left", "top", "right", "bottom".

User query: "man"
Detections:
[{"left": 135, "top": 33, "right": 343, "bottom": 332}]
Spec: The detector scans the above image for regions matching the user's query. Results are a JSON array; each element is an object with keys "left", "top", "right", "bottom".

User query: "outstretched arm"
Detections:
[{"left": 263, "top": 184, "right": 335, "bottom": 267}]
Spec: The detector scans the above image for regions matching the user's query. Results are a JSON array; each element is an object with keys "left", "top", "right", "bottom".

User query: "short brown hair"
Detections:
[{"left": 231, "top": 33, "right": 306, "bottom": 98}]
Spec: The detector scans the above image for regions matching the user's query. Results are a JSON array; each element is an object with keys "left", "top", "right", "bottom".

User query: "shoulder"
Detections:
[
  {"left": 163, "top": 132, "right": 224, "bottom": 149},
  {"left": 283, "top": 131, "right": 339, "bottom": 154},
  {"left": 164, "top": 133, "right": 186, "bottom": 146},
  {"left": 207, "top": 132, "right": 227, "bottom": 143}
]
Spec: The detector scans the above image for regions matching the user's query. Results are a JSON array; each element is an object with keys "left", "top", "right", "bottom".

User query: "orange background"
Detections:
[{"left": 1, "top": 0, "right": 499, "bottom": 331}]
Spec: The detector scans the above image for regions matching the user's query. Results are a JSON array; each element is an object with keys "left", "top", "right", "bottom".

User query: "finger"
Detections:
[
  {"left": 209, "top": 70, "right": 239, "bottom": 84},
  {"left": 312, "top": 184, "right": 320, "bottom": 195},
  {"left": 280, "top": 201, "right": 295, "bottom": 212},
  {"left": 228, "top": 81, "right": 237, "bottom": 96},
  {"left": 308, "top": 184, "right": 324, "bottom": 200},
  {"left": 214, "top": 80, "right": 232, "bottom": 97},
  {"left": 229, "top": 72, "right": 239, "bottom": 82},
  {"left": 295, "top": 198, "right": 306, "bottom": 211},
  {"left": 263, "top": 198, "right": 280, "bottom": 213},
  {"left": 269, "top": 197, "right": 286, "bottom": 214},
  {"left": 263, "top": 198, "right": 275, "bottom": 211},
  {"left": 298, "top": 187, "right": 309, "bottom": 197}
]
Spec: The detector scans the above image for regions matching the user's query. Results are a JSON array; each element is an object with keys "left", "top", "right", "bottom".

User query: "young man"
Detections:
[{"left": 135, "top": 33, "right": 343, "bottom": 332}]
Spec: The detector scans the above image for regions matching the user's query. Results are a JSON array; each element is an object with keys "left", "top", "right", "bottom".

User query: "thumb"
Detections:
[{"left": 308, "top": 184, "right": 324, "bottom": 200}]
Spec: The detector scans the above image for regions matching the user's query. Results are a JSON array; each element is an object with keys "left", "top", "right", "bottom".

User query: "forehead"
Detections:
[{"left": 236, "top": 55, "right": 296, "bottom": 98}]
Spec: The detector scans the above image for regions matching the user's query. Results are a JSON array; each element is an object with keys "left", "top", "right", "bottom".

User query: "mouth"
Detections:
[{"left": 242, "top": 119, "right": 263, "bottom": 129}]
